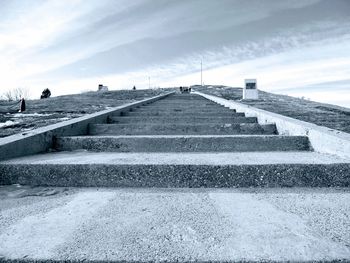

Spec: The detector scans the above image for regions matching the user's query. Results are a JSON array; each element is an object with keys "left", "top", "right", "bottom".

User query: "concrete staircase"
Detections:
[
  {"left": 1, "top": 92, "right": 350, "bottom": 262},
  {"left": 57, "top": 94, "right": 305, "bottom": 151},
  {"left": 1, "top": 93, "right": 349, "bottom": 187}
]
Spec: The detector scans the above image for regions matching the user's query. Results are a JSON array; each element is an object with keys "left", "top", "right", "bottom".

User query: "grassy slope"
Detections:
[
  {"left": 196, "top": 86, "right": 350, "bottom": 134},
  {"left": 0, "top": 89, "right": 171, "bottom": 138},
  {"left": 1, "top": 86, "right": 349, "bottom": 138}
]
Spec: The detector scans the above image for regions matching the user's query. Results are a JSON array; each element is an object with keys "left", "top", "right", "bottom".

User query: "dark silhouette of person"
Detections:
[{"left": 19, "top": 98, "right": 25, "bottom": 112}]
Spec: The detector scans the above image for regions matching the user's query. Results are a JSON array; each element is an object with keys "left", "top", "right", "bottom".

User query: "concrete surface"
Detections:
[
  {"left": 88, "top": 123, "right": 277, "bottom": 135},
  {"left": 2, "top": 151, "right": 348, "bottom": 165},
  {"left": 109, "top": 116, "right": 253, "bottom": 123},
  {"left": 0, "top": 186, "right": 350, "bottom": 262},
  {"left": 133, "top": 108, "right": 235, "bottom": 113},
  {"left": 195, "top": 91, "right": 350, "bottom": 159},
  {"left": 1, "top": 151, "right": 349, "bottom": 187},
  {"left": 55, "top": 135, "right": 310, "bottom": 152},
  {"left": 124, "top": 111, "right": 245, "bottom": 117},
  {"left": 142, "top": 103, "right": 227, "bottom": 108}
]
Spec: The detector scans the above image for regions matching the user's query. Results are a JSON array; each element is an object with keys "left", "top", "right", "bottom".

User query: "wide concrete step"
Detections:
[
  {"left": 114, "top": 108, "right": 239, "bottom": 116},
  {"left": 1, "top": 187, "right": 349, "bottom": 262},
  {"left": 1, "top": 151, "right": 349, "bottom": 187},
  {"left": 108, "top": 116, "right": 257, "bottom": 124},
  {"left": 55, "top": 135, "right": 310, "bottom": 152},
  {"left": 120, "top": 111, "right": 245, "bottom": 117},
  {"left": 152, "top": 98, "right": 217, "bottom": 105},
  {"left": 141, "top": 105, "right": 229, "bottom": 110},
  {"left": 158, "top": 97, "right": 204, "bottom": 100},
  {"left": 88, "top": 123, "right": 277, "bottom": 135},
  {"left": 132, "top": 108, "right": 236, "bottom": 114},
  {"left": 148, "top": 103, "right": 220, "bottom": 108},
  {"left": 154, "top": 100, "right": 213, "bottom": 103},
  {"left": 152, "top": 97, "right": 214, "bottom": 101},
  {"left": 155, "top": 100, "right": 210, "bottom": 103},
  {"left": 157, "top": 99, "right": 207, "bottom": 102},
  {"left": 147, "top": 102, "right": 221, "bottom": 106}
]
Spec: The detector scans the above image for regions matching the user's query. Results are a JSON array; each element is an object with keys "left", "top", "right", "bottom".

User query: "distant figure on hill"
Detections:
[
  {"left": 19, "top": 98, "right": 25, "bottom": 112},
  {"left": 180, "top": 86, "right": 190, "bottom": 93},
  {"left": 133, "top": 86, "right": 136, "bottom": 90},
  {"left": 40, "top": 88, "right": 51, "bottom": 99}
]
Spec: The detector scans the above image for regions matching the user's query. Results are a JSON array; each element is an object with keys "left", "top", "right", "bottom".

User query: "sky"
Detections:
[{"left": 0, "top": 0, "right": 350, "bottom": 107}]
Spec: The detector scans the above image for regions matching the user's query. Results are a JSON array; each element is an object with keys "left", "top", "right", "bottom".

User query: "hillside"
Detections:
[
  {"left": 1, "top": 86, "right": 349, "bottom": 138},
  {"left": 0, "top": 89, "right": 171, "bottom": 138},
  {"left": 196, "top": 86, "right": 350, "bottom": 134}
]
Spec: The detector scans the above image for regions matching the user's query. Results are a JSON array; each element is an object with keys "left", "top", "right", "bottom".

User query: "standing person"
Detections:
[{"left": 19, "top": 98, "right": 25, "bottom": 112}]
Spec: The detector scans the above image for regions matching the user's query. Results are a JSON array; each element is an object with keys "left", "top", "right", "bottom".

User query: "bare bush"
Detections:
[
  {"left": 2, "top": 87, "right": 30, "bottom": 101},
  {"left": 40, "top": 88, "right": 51, "bottom": 99}
]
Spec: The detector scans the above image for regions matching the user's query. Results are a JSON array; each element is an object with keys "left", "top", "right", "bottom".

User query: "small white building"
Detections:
[
  {"left": 243, "top": 79, "right": 258, "bottom": 100},
  {"left": 98, "top": 84, "right": 108, "bottom": 92}
]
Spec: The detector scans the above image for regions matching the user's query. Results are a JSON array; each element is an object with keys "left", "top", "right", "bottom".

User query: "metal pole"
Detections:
[
  {"left": 148, "top": 76, "right": 150, "bottom": 89},
  {"left": 200, "top": 60, "right": 203, "bottom": 86}
]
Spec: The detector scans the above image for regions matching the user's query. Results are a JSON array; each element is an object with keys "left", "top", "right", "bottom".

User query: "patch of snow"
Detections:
[
  {"left": 21, "top": 128, "right": 34, "bottom": 132},
  {"left": 0, "top": 121, "right": 19, "bottom": 128},
  {"left": 12, "top": 113, "right": 52, "bottom": 118}
]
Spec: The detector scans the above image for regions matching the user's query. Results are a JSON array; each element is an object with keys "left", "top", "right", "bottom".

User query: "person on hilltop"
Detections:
[{"left": 19, "top": 98, "right": 25, "bottom": 112}]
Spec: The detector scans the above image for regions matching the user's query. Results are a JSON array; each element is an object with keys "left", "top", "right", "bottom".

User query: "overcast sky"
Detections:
[{"left": 0, "top": 0, "right": 349, "bottom": 107}]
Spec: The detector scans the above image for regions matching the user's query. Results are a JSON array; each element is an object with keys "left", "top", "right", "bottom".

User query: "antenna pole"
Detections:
[{"left": 200, "top": 60, "right": 203, "bottom": 86}]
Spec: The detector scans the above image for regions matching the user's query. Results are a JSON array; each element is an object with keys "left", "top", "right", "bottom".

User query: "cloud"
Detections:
[
  {"left": 27, "top": 1, "right": 349, "bottom": 80},
  {"left": 0, "top": 0, "right": 349, "bottom": 107}
]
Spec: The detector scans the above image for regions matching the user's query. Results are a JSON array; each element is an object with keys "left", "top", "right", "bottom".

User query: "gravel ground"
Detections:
[
  {"left": 0, "top": 186, "right": 350, "bottom": 261},
  {"left": 195, "top": 86, "right": 350, "bottom": 133}
]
